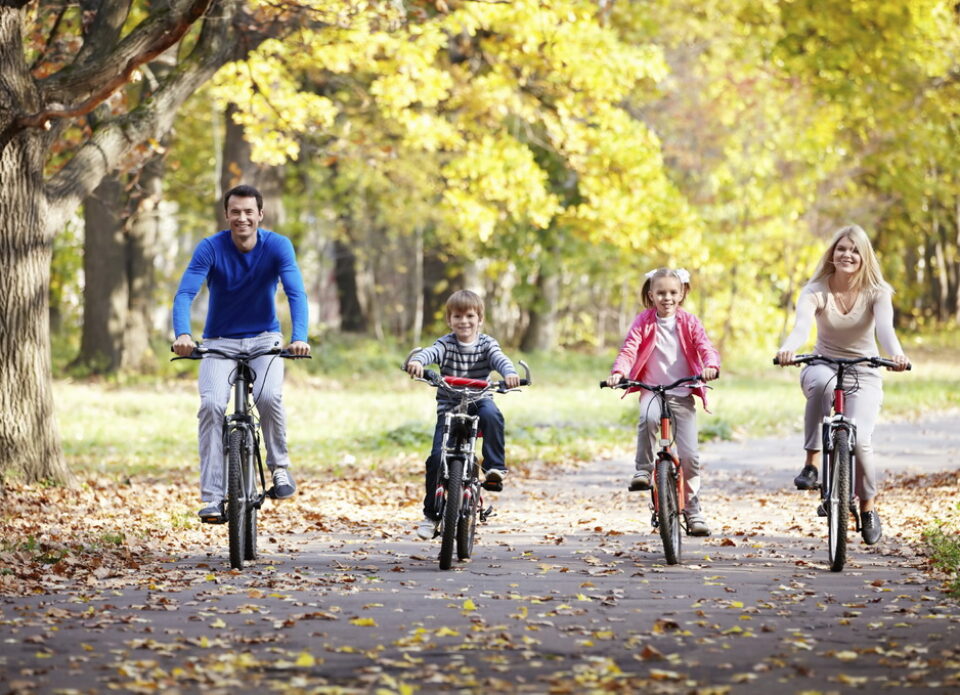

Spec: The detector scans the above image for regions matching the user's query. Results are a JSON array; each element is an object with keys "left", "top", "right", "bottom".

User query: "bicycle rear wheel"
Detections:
[
  {"left": 227, "top": 429, "right": 247, "bottom": 570},
  {"left": 827, "top": 429, "right": 850, "bottom": 572},
  {"left": 656, "top": 458, "right": 682, "bottom": 565},
  {"left": 439, "top": 457, "right": 464, "bottom": 570}
]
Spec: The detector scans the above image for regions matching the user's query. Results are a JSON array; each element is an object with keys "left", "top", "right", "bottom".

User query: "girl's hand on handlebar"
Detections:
[
  {"left": 287, "top": 341, "right": 311, "bottom": 356},
  {"left": 775, "top": 350, "right": 796, "bottom": 366},
  {"left": 888, "top": 354, "right": 911, "bottom": 371},
  {"left": 606, "top": 373, "right": 624, "bottom": 387},
  {"left": 702, "top": 366, "right": 719, "bottom": 381},
  {"left": 407, "top": 361, "right": 424, "bottom": 379},
  {"left": 172, "top": 334, "right": 196, "bottom": 357}
]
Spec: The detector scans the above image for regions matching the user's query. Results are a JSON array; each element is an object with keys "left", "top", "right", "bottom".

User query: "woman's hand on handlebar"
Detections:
[
  {"left": 172, "top": 334, "right": 196, "bottom": 357},
  {"left": 888, "top": 354, "right": 911, "bottom": 371},
  {"left": 775, "top": 349, "right": 797, "bottom": 367},
  {"left": 606, "top": 373, "right": 624, "bottom": 387},
  {"left": 407, "top": 361, "right": 424, "bottom": 379}
]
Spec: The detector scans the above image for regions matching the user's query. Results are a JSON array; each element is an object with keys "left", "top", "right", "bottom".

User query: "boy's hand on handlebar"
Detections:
[
  {"left": 172, "top": 334, "right": 196, "bottom": 357},
  {"left": 407, "top": 361, "right": 424, "bottom": 379},
  {"left": 888, "top": 354, "right": 911, "bottom": 371},
  {"left": 606, "top": 373, "right": 624, "bottom": 387},
  {"left": 287, "top": 341, "right": 311, "bottom": 356},
  {"left": 504, "top": 374, "right": 521, "bottom": 389},
  {"left": 702, "top": 367, "right": 719, "bottom": 381}
]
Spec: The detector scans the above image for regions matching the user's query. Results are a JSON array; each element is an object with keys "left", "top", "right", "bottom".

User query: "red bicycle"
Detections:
[{"left": 601, "top": 375, "right": 706, "bottom": 565}]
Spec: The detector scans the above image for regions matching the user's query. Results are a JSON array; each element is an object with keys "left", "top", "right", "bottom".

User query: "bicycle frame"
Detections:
[
  {"left": 650, "top": 396, "right": 686, "bottom": 523},
  {"left": 819, "top": 361, "right": 858, "bottom": 518}
]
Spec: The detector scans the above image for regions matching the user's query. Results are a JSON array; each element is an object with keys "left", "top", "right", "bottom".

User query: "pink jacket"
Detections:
[{"left": 610, "top": 307, "right": 721, "bottom": 410}]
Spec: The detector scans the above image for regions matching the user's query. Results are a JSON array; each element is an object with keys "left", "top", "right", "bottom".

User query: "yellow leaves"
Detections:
[
  {"left": 294, "top": 651, "right": 316, "bottom": 667},
  {"left": 435, "top": 626, "right": 460, "bottom": 637},
  {"left": 461, "top": 598, "right": 477, "bottom": 611},
  {"left": 350, "top": 617, "right": 378, "bottom": 627},
  {"left": 208, "top": 618, "right": 226, "bottom": 629}
]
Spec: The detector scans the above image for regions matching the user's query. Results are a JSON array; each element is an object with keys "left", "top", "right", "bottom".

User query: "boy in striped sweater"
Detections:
[{"left": 406, "top": 290, "right": 520, "bottom": 539}]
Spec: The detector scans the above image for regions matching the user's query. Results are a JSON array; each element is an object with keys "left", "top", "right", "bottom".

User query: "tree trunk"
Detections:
[
  {"left": 334, "top": 239, "right": 366, "bottom": 332},
  {"left": 0, "top": 134, "right": 70, "bottom": 484},
  {"left": 77, "top": 175, "right": 127, "bottom": 372},
  {"left": 521, "top": 266, "right": 560, "bottom": 352},
  {"left": 411, "top": 226, "right": 424, "bottom": 345}
]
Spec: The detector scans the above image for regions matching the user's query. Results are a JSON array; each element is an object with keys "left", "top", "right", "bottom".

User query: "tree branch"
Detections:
[
  {"left": 42, "top": 0, "right": 243, "bottom": 234},
  {"left": 15, "top": 0, "right": 212, "bottom": 131}
]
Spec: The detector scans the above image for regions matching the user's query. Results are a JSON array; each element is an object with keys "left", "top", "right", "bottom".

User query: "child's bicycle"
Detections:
[
  {"left": 772, "top": 353, "right": 909, "bottom": 572},
  {"left": 173, "top": 345, "right": 310, "bottom": 570},
  {"left": 405, "top": 350, "right": 531, "bottom": 570},
  {"left": 600, "top": 375, "right": 708, "bottom": 565}
]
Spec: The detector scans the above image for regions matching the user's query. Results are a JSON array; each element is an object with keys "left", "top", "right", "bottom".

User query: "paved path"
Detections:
[{"left": 2, "top": 415, "right": 959, "bottom": 693}]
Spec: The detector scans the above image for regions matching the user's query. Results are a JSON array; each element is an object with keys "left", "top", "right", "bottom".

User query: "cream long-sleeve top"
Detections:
[{"left": 779, "top": 279, "right": 904, "bottom": 359}]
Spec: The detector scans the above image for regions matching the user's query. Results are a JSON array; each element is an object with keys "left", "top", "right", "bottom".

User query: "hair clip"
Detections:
[
  {"left": 644, "top": 269, "right": 657, "bottom": 279},
  {"left": 676, "top": 268, "right": 690, "bottom": 284}
]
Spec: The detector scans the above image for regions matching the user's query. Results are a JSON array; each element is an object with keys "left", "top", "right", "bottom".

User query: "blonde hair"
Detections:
[
  {"left": 446, "top": 289, "right": 485, "bottom": 321},
  {"left": 809, "top": 224, "right": 891, "bottom": 294},
  {"left": 641, "top": 268, "right": 690, "bottom": 309}
]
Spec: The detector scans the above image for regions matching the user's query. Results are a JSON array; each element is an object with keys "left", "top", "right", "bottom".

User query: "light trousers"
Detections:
[
  {"left": 635, "top": 393, "right": 702, "bottom": 514},
  {"left": 801, "top": 363, "right": 884, "bottom": 501},
  {"left": 197, "top": 332, "right": 289, "bottom": 503}
]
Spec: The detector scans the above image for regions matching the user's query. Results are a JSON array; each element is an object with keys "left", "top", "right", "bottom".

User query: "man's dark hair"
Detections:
[{"left": 223, "top": 184, "right": 263, "bottom": 212}]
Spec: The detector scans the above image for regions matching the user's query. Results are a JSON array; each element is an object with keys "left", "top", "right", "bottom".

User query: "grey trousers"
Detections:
[
  {"left": 197, "top": 332, "right": 289, "bottom": 503},
  {"left": 801, "top": 363, "right": 883, "bottom": 501},
  {"left": 635, "top": 393, "right": 702, "bottom": 514}
]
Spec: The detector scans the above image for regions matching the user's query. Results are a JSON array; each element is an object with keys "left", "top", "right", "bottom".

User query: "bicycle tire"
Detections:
[
  {"left": 227, "top": 428, "right": 247, "bottom": 570},
  {"left": 828, "top": 428, "right": 850, "bottom": 572},
  {"left": 656, "top": 458, "right": 682, "bottom": 565},
  {"left": 439, "top": 457, "right": 463, "bottom": 570},
  {"left": 243, "top": 432, "right": 258, "bottom": 562},
  {"left": 457, "top": 478, "right": 479, "bottom": 560}
]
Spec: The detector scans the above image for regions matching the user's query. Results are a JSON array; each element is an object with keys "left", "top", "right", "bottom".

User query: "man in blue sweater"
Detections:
[{"left": 172, "top": 185, "right": 310, "bottom": 522}]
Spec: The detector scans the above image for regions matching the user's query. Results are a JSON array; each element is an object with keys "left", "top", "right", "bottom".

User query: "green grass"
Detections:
[
  {"left": 923, "top": 525, "right": 960, "bottom": 597},
  {"left": 53, "top": 340, "right": 960, "bottom": 479}
]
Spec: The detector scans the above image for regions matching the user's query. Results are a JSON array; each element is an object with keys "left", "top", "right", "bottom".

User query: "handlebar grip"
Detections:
[
  {"left": 599, "top": 380, "right": 609, "bottom": 388},
  {"left": 772, "top": 357, "right": 779, "bottom": 366}
]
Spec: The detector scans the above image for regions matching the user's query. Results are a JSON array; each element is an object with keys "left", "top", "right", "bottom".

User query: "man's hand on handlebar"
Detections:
[
  {"left": 407, "top": 361, "right": 424, "bottom": 379},
  {"left": 286, "top": 340, "right": 311, "bottom": 356},
  {"left": 606, "top": 373, "right": 624, "bottom": 387},
  {"left": 172, "top": 334, "right": 196, "bottom": 357}
]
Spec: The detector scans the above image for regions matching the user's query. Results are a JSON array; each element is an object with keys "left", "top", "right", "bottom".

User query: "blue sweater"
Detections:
[{"left": 173, "top": 229, "right": 308, "bottom": 342}]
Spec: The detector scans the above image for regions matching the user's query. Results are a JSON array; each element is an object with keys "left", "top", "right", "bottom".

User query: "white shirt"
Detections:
[{"left": 641, "top": 315, "right": 689, "bottom": 394}]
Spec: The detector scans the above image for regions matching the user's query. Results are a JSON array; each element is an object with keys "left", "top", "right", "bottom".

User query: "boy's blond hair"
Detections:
[{"left": 446, "top": 290, "right": 485, "bottom": 321}]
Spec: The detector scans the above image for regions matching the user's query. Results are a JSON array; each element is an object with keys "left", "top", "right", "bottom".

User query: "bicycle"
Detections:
[
  {"left": 600, "top": 375, "right": 708, "bottom": 565},
  {"left": 772, "top": 354, "right": 909, "bottom": 572},
  {"left": 404, "top": 350, "right": 531, "bottom": 570},
  {"left": 173, "top": 345, "right": 310, "bottom": 570}
]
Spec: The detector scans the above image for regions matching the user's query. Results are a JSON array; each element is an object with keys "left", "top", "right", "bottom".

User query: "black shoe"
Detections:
[
  {"left": 794, "top": 465, "right": 818, "bottom": 490},
  {"left": 861, "top": 511, "right": 882, "bottom": 545},
  {"left": 198, "top": 502, "right": 226, "bottom": 524},
  {"left": 628, "top": 471, "right": 652, "bottom": 492}
]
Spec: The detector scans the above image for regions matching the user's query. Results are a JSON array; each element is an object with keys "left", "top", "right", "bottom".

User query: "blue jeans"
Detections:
[{"left": 423, "top": 398, "right": 506, "bottom": 519}]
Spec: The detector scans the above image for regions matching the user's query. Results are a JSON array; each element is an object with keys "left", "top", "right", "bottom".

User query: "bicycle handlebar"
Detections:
[
  {"left": 599, "top": 375, "right": 707, "bottom": 391},
  {"left": 772, "top": 354, "right": 910, "bottom": 371},
  {"left": 170, "top": 345, "right": 312, "bottom": 362}
]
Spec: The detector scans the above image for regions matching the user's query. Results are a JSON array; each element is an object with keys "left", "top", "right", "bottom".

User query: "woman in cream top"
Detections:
[{"left": 776, "top": 224, "right": 910, "bottom": 546}]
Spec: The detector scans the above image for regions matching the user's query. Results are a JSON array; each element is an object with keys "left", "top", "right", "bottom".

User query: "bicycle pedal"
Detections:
[
  {"left": 200, "top": 516, "right": 227, "bottom": 525},
  {"left": 481, "top": 481, "right": 503, "bottom": 492},
  {"left": 816, "top": 502, "right": 828, "bottom": 517},
  {"left": 479, "top": 506, "right": 496, "bottom": 522}
]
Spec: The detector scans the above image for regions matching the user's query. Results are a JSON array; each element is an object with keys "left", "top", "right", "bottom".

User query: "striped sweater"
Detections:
[{"left": 411, "top": 333, "right": 518, "bottom": 412}]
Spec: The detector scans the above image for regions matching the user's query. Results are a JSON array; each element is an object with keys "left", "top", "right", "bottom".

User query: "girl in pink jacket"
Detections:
[{"left": 607, "top": 268, "right": 721, "bottom": 536}]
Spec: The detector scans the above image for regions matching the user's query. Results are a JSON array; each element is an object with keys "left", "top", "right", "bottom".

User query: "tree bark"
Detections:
[
  {"left": 334, "top": 239, "right": 366, "bottom": 332},
  {"left": 521, "top": 265, "right": 560, "bottom": 352}
]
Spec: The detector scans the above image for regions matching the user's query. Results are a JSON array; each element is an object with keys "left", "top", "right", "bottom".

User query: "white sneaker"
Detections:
[
  {"left": 685, "top": 511, "right": 711, "bottom": 537},
  {"left": 416, "top": 516, "right": 438, "bottom": 540},
  {"left": 484, "top": 468, "right": 507, "bottom": 484},
  {"left": 271, "top": 468, "right": 296, "bottom": 499}
]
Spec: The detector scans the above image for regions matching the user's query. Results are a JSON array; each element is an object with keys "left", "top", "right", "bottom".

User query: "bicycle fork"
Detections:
[{"left": 819, "top": 416, "right": 859, "bottom": 529}]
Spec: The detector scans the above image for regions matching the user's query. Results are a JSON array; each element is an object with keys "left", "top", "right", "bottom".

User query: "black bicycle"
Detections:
[
  {"left": 601, "top": 375, "right": 707, "bottom": 565},
  {"left": 405, "top": 350, "right": 531, "bottom": 570},
  {"left": 174, "top": 345, "right": 309, "bottom": 569},
  {"left": 773, "top": 354, "right": 909, "bottom": 572}
]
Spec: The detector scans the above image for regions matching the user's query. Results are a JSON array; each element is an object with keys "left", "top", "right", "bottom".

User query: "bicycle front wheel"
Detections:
[
  {"left": 439, "top": 457, "right": 464, "bottom": 570},
  {"left": 827, "top": 428, "right": 851, "bottom": 572},
  {"left": 243, "top": 432, "right": 258, "bottom": 562},
  {"left": 457, "top": 479, "right": 479, "bottom": 561},
  {"left": 656, "top": 458, "right": 682, "bottom": 565},
  {"left": 227, "top": 428, "right": 247, "bottom": 570}
]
